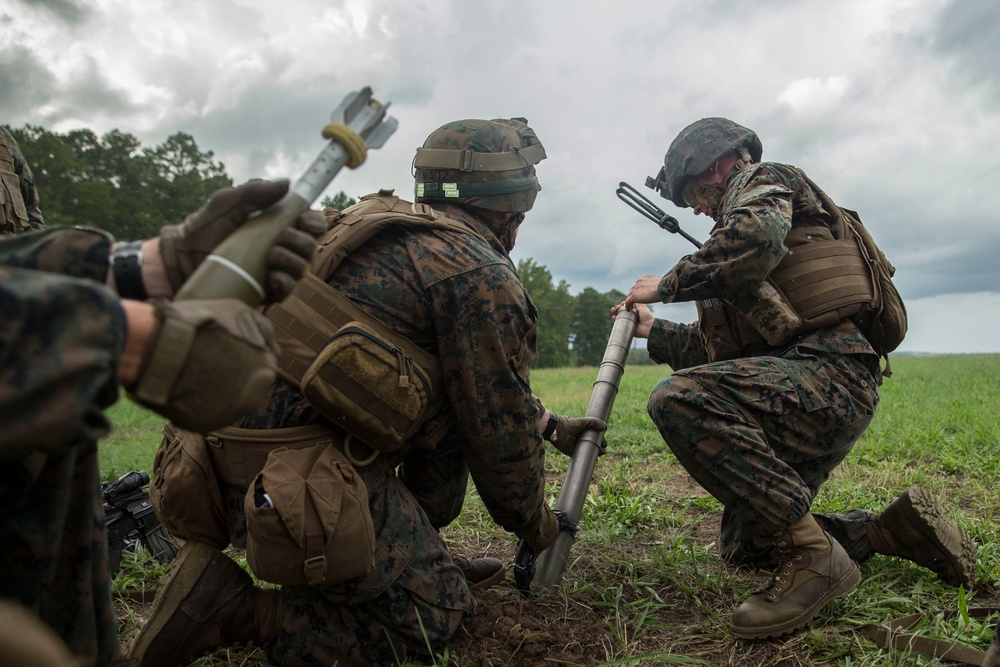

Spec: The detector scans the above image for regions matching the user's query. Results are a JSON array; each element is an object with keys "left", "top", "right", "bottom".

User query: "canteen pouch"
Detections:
[
  {"left": 150, "top": 422, "right": 229, "bottom": 549},
  {"left": 300, "top": 321, "right": 433, "bottom": 452},
  {"left": 244, "top": 441, "right": 375, "bottom": 586}
]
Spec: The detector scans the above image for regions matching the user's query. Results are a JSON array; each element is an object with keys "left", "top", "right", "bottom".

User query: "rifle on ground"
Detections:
[
  {"left": 513, "top": 308, "right": 638, "bottom": 595},
  {"left": 175, "top": 87, "right": 398, "bottom": 305},
  {"left": 103, "top": 471, "right": 177, "bottom": 576}
]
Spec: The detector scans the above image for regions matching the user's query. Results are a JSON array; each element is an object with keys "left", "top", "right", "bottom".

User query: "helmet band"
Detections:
[{"left": 416, "top": 176, "right": 540, "bottom": 199}]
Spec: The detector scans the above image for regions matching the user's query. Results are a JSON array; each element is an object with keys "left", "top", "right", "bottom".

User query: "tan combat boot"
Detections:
[
  {"left": 453, "top": 555, "right": 506, "bottom": 591},
  {"left": 126, "top": 541, "right": 283, "bottom": 667},
  {"left": 729, "top": 514, "right": 861, "bottom": 639},
  {"left": 866, "top": 486, "right": 976, "bottom": 588}
]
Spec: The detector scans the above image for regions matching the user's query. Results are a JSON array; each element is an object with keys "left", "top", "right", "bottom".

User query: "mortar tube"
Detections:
[{"left": 531, "top": 308, "right": 638, "bottom": 592}]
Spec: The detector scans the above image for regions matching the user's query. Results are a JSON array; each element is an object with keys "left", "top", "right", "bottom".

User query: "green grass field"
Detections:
[{"left": 105, "top": 354, "right": 1000, "bottom": 666}]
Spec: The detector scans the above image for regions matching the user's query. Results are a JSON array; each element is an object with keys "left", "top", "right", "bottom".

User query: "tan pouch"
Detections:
[
  {"left": 697, "top": 298, "right": 743, "bottom": 361},
  {"left": 150, "top": 423, "right": 229, "bottom": 549},
  {"left": 733, "top": 279, "right": 804, "bottom": 346},
  {"left": 300, "top": 321, "right": 433, "bottom": 452},
  {"left": 244, "top": 441, "right": 375, "bottom": 585}
]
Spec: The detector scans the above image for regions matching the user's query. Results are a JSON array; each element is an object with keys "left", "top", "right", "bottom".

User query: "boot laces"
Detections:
[{"left": 762, "top": 546, "right": 802, "bottom": 599}]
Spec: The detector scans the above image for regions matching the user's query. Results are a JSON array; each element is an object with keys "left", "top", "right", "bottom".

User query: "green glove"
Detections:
[
  {"left": 127, "top": 298, "right": 279, "bottom": 433},
  {"left": 544, "top": 413, "right": 607, "bottom": 457},
  {"left": 158, "top": 179, "right": 327, "bottom": 302}
]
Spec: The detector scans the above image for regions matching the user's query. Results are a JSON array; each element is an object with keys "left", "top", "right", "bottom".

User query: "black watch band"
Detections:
[
  {"left": 542, "top": 413, "right": 559, "bottom": 441},
  {"left": 109, "top": 240, "right": 148, "bottom": 300}
]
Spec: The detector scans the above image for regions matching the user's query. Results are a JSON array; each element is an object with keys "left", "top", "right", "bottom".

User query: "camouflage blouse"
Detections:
[
  {"left": 239, "top": 202, "right": 550, "bottom": 539},
  {"left": 0, "top": 228, "right": 123, "bottom": 458},
  {"left": 648, "top": 162, "right": 876, "bottom": 370}
]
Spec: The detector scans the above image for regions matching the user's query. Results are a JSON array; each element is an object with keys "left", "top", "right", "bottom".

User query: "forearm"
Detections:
[
  {"left": 464, "top": 428, "right": 549, "bottom": 537},
  {"left": 659, "top": 186, "right": 792, "bottom": 304},
  {"left": 647, "top": 318, "right": 708, "bottom": 370},
  {"left": 0, "top": 267, "right": 124, "bottom": 456},
  {"left": 117, "top": 300, "right": 157, "bottom": 387}
]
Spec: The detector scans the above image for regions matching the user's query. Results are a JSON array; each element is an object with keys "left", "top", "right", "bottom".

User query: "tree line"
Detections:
[{"left": 9, "top": 123, "right": 652, "bottom": 368}]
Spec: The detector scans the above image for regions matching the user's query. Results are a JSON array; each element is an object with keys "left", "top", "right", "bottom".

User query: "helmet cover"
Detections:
[{"left": 649, "top": 117, "right": 762, "bottom": 208}]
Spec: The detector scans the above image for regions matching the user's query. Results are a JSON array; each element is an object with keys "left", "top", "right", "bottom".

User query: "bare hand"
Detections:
[
  {"left": 611, "top": 301, "right": 654, "bottom": 339},
  {"left": 624, "top": 275, "right": 662, "bottom": 311}
]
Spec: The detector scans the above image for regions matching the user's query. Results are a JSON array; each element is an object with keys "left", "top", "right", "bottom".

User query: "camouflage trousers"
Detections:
[
  {"left": 647, "top": 346, "right": 880, "bottom": 567},
  {"left": 221, "top": 453, "right": 476, "bottom": 666},
  {"left": 399, "top": 429, "right": 470, "bottom": 530},
  {"left": 0, "top": 441, "right": 119, "bottom": 666}
]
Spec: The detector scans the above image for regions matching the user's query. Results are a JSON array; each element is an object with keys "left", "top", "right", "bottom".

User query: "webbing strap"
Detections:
[
  {"left": 0, "top": 131, "right": 16, "bottom": 174},
  {"left": 859, "top": 607, "right": 999, "bottom": 665},
  {"left": 266, "top": 273, "right": 444, "bottom": 395},
  {"left": 770, "top": 238, "right": 873, "bottom": 319},
  {"left": 132, "top": 315, "right": 196, "bottom": 406},
  {"left": 417, "top": 176, "right": 539, "bottom": 198},
  {"left": 414, "top": 144, "right": 546, "bottom": 172}
]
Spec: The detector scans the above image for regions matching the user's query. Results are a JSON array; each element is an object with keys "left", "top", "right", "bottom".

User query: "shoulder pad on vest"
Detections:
[{"left": 311, "top": 194, "right": 480, "bottom": 279}]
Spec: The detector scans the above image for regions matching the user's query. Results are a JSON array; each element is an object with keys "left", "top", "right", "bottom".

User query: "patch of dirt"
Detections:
[
  {"left": 445, "top": 541, "right": 810, "bottom": 667},
  {"left": 115, "top": 469, "right": 998, "bottom": 666}
]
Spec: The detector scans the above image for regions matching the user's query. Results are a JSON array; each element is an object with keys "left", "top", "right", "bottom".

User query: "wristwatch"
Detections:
[
  {"left": 542, "top": 413, "right": 559, "bottom": 442},
  {"left": 109, "top": 240, "right": 148, "bottom": 300}
]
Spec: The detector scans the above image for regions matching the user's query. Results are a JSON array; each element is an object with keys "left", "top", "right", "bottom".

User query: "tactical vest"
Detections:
[
  {"left": 0, "top": 130, "right": 29, "bottom": 235},
  {"left": 263, "top": 190, "right": 488, "bottom": 451},
  {"left": 697, "top": 176, "right": 904, "bottom": 364}
]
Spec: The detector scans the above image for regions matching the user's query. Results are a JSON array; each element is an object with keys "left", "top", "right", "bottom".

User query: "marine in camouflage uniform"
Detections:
[
  {"left": 1, "top": 125, "right": 45, "bottom": 235},
  {"left": 622, "top": 117, "right": 977, "bottom": 639},
  {"left": 0, "top": 182, "right": 323, "bottom": 666},
  {"left": 128, "top": 119, "right": 604, "bottom": 667},
  {"left": 0, "top": 228, "right": 125, "bottom": 667}
]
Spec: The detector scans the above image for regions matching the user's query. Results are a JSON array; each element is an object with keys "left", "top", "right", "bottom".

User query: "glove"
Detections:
[
  {"left": 127, "top": 298, "right": 280, "bottom": 433},
  {"left": 158, "top": 179, "right": 327, "bottom": 302},
  {"left": 544, "top": 413, "right": 608, "bottom": 457},
  {"left": 512, "top": 508, "right": 578, "bottom": 597},
  {"left": 518, "top": 506, "right": 561, "bottom": 555}
]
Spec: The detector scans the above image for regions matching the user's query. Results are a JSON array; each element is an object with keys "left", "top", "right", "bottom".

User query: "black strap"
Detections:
[
  {"left": 542, "top": 412, "right": 559, "bottom": 441},
  {"left": 110, "top": 240, "right": 148, "bottom": 300}
]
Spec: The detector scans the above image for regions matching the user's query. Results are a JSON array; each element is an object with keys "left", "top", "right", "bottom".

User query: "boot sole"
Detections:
[
  {"left": 898, "top": 486, "right": 977, "bottom": 589},
  {"left": 728, "top": 562, "right": 862, "bottom": 639},
  {"left": 125, "top": 541, "right": 219, "bottom": 661}
]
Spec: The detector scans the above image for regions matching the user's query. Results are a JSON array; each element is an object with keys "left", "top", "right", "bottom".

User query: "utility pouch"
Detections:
[
  {"left": 697, "top": 299, "right": 743, "bottom": 362},
  {"left": 150, "top": 423, "right": 229, "bottom": 549},
  {"left": 727, "top": 279, "right": 804, "bottom": 347},
  {"left": 244, "top": 441, "right": 375, "bottom": 586},
  {"left": 0, "top": 169, "right": 29, "bottom": 232},
  {"left": 301, "top": 321, "right": 434, "bottom": 452}
]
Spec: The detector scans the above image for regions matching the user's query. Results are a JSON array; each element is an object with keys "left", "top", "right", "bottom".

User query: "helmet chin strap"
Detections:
[{"left": 709, "top": 146, "right": 756, "bottom": 220}]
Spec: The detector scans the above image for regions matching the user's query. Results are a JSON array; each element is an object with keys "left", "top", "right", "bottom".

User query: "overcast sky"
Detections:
[{"left": 3, "top": 0, "right": 998, "bottom": 354}]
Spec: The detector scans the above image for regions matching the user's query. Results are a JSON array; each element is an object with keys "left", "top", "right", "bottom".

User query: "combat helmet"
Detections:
[
  {"left": 646, "top": 117, "right": 762, "bottom": 208},
  {"left": 413, "top": 117, "right": 546, "bottom": 213}
]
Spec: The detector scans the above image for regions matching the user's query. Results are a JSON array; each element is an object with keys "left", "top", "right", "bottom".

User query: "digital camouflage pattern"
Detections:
[
  {"left": 229, "top": 198, "right": 553, "bottom": 664},
  {"left": 0, "top": 228, "right": 127, "bottom": 666},
  {"left": 644, "top": 158, "right": 883, "bottom": 567},
  {"left": 414, "top": 118, "right": 544, "bottom": 214},
  {"left": 654, "top": 162, "right": 878, "bottom": 359},
  {"left": 1, "top": 126, "right": 45, "bottom": 235},
  {"left": 0, "top": 228, "right": 121, "bottom": 455}
]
